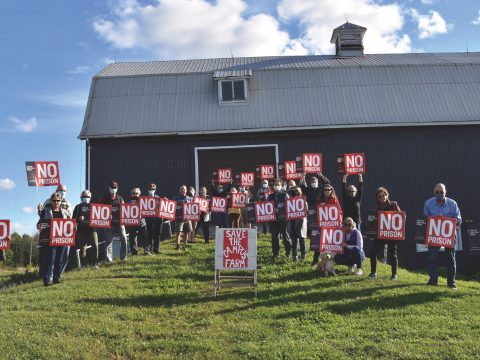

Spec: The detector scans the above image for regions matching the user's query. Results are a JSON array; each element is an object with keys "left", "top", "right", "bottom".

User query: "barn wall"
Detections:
[{"left": 88, "top": 124, "right": 480, "bottom": 274}]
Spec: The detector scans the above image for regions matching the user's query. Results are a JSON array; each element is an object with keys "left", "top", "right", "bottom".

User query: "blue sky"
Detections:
[{"left": 1, "top": 0, "right": 480, "bottom": 234}]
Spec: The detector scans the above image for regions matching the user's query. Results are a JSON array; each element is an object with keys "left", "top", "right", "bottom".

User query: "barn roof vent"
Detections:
[{"left": 330, "top": 22, "right": 367, "bottom": 57}]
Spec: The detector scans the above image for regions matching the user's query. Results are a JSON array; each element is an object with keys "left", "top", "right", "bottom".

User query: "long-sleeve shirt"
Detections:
[
  {"left": 345, "top": 229, "right": 363, "bottom": 252},
  {"left": 423, "top": 197, "right": 462, "bottom": 225},
  {"left": 342, "top": 181, "right": 363, "bottom": 224}
]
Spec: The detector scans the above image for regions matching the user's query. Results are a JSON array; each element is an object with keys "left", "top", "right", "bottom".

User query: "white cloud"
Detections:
[
  {"left": 410, "top": 9, "right": 452, "bottom": 39},
  {"left": 0, "top": 178, "right": 16, "bottom": 190},
  {"left": 11, "top": 222, "right": 35, "bottom": 235},
  {"left": 93, "top": 0, "right": 307, "bottom": 58},
  {"left": 103, "top": 57, "right": 116, "bottom": 65},
  {"left": 277, "top": 0, "right": 412, "bottom": 54},
  {"left": 22, "top": 207, "right": 35, "bottom": 214},
  {"left": 7, "top": 116, "right": 38, "bottom": 133},
  {"left": 67, "top": 65, "right": 92, "bottom": 74},
  {"left": 421, "top": 0, "right": 435, "bottom": 4},
  {"left": 472, "top": 10, "right": 480, "bottom": 26},
  {"left": 33, "top": 90, "right": 88, "bottom": 108}
]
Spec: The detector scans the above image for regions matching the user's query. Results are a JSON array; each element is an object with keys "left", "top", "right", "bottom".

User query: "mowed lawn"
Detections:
[{"left": 1, "top": 235, "right": 480, "bottom": 360}]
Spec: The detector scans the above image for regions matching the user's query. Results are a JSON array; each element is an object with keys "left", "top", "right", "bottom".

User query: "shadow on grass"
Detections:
[{"left": 0, "top": 271, "right": 39, "bottom": 290}]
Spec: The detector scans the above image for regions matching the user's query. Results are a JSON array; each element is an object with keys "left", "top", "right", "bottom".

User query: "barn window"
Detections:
[{"left": 218, "top": 79, "right": 248, "bottom": 104}]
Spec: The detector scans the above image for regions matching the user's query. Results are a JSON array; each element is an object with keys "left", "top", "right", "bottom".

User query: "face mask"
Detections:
[
  {"left": 148, "top": 190, "right": 155, "bottom": 196},
  {"left": 239, "top": 187, "right": 245, "bottom": 192},
  {"left": 262, "top": 183, "right": 268, "bottom": 189},
  {"left": 81, "top": 197, "right": 90, "bottom": 204},
  {"left": 435, "top": 193, "right": 445, "bottom": 201},
  {"left": 131, "top": 194, "right": 139, "bottom": 199},
  {"left": 58, "top": 190, "right": 66, "bottom": 197},
  {"left": 109, "top": 188, "right": 117, "bottom": 195},
  {"left": 282, "top": 186, "right": 287, "bottom": 191},
  {"left": 190, "top": 190, "right": 195, "bottom": 196},
  {"left": 218, "top": 188, "right": 223, "bottom": 193},
  {"left": 274, "top": 185, "right": 282, "bottom": 192},
  {"left": 310, "top": 182, "right": 318, "bottom": 189}
]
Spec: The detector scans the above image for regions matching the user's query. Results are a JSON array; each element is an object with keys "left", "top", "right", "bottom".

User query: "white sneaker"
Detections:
[
  {"left": 355, "top": 268, "right": 363, "bottom": 276},
  {"left": 350, "top": 264, "right": 357, "bottom": 274}
]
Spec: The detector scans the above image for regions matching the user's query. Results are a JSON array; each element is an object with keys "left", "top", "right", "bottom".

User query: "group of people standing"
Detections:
[{"left": 35, "top": 173, "right": 462, "bottom": 289}]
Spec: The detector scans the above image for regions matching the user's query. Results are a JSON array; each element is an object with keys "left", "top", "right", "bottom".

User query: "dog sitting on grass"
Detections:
[{"left": 316, "top": 251, "right": 336, "bottom": 276}]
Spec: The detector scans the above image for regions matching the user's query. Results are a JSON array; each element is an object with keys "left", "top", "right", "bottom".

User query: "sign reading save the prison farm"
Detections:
[{"left": 215, "top": 228, "right": 257, "bottom": 270}]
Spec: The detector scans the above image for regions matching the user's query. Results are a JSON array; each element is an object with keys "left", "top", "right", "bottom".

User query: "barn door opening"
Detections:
[{"left": 195, "top": 144, "right": 279, "bottom": 194}]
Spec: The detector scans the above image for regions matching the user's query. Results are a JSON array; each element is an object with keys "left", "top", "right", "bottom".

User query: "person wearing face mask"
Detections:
[
  {"left": 174, "top": 185, "right": 193, "bottom": 250},
  {"left": 126, "top": 188, "right": 151, "bottom": 256},
  {"left": 267, "top": 178, "right": 292, "bottom": 259},
  {"left": 211, "top": 180, "right": 230, "bottom": 228},
  {"left": 311, "top": 185, "right": 341, "bottom": 266},
  {"left": 195, "top": 186, "right": 211, "bottom": 243},
  {"left": 287, "top": 180, "right": 297, "bottom": 197},
  {"left": 290, "top": 186, "right": 307, "bottom": 260},
  {"left": 99, "top": 181, "right": 127, "bottom": 262},
  {"left": 238, "top": 186, "right": 253, "bottom": 228},
  {"left": 227, "top": 188, "right": 242, "bottom": 228},
  {"left": 37, "top": 192, "right": 70, "bottom": 286},
  {"left": 423, "top": 183, "right": 462, "bottom": 289},
  {"left": 368, "top": 187, "right": 401, "bottom": 280},
  {"left": 73, "top": 190, "right": 99, "bottom": 268},
  {"left": 144, "top": 183, "right": 162, "bottom": 254},
  {"left": 299, "top": 173, "right": 331, "bottom": 210},
  {"left": 257, "top": 180, "right": 272, "bottom": 235},
  {"left": 342, "top": 174, "right": 363, "bottom": 230}
]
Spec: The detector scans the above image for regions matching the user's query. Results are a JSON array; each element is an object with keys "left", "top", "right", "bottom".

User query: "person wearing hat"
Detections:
[
  {"left": 37, "top": 192, "right": 71, "bottom": 286},
  {"left": 127, "top": 187, "right": 151, "bottom": 255},
  {"left": 99, "top": 181, "right": 127, "bottom": 262},
  {"left": 73, "top": 190, "right": 99, "bottom": 268},
  {"left": 145, "top": 182, "right": 162, "bottom": 254}
]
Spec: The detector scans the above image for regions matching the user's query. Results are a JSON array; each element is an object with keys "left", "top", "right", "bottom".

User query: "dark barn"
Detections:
[{"left": 80, "top": 24, "right": 480, "bottom": 274}]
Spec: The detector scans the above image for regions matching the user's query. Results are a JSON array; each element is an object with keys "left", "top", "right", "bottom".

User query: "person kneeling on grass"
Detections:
[{"left": 334, "top": 217, "right": 364, "bottom": 275}]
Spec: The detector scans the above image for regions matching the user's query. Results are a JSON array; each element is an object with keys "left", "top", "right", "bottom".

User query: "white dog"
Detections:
[{"left": 316, "top": 252, "right": 336, "bottom": 276}]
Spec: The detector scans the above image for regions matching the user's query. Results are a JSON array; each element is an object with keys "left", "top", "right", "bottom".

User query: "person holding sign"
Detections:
[
  {"left": 289, "top": 187, "right": 307, "bottom": 260},
  {"left": 227, "top": 188, "right": 242, "bottom": 228},
  {"left": 174, "top": 185, "right": 193, "bottom": 250},
  {"left": 334, "top": 218, "right": 365, "bottom": 275},
  {"left": 195, "top": 187, "right": 211, "bottom": 243},
  {"left": 37, "top": 192, "right": 70, "bottom": 286},
  {"left": 311, "top": 184, "right": 341, "bottom": 266},
  {"left": 72, "top": 190, "right": 99, "bottom": 268},
  {"left": 369, "top": 187, "right": 401, "bottom": 280},
  {"left": 342, "top": 174, "right": 363, "bottom": 230},
  {"left": 299, "top": 173, "right": 330, "bottom": 210},
  {"left": 144, "top": 183, "right": 162, "bottom": 254},
  {"left": 423, "top": 183, "right": 462, "bottom": 289},
  {"left": 267, "top": 178, "right": 292, "bottom": 259},
  {"left": 99, "top": 181, "right": 128, "bottom": 262},
  {"left": 126, "top": 188, "right": 150, "bottom": 256},
  {"left": 211, "top": 181, "right": 230, "bottom": 228},
  {"left": 257, "top": 180, "right": 272, "bottom": 234}
]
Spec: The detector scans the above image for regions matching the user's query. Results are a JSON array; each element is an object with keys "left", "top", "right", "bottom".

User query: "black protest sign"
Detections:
[
  {"left": 25, "top": 161, "right": 36, "bottom": 186},
  {"left": 465, "top": 222, "right": 480, "bottom": 255},
  {"left": 309, "top": 227, "right": 321, "bottom": 252},
  {"left": 365, "top": 211, "right": 378, "bottom": 241}
]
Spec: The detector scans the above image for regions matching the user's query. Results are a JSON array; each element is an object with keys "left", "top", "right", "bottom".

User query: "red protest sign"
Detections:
[
  {"left": 139, "top": 196, "right": 159, "bottom": 218},
  {"left": 211, "top": 197, "right": 227, "bottom": 213},
  {"left": 196, "top": 197, "right": 210, "bottom": 212},
  {"left": 158, "top": 199, "right": 176, "bottom": 220},
  {"left": 344, "top": 153, "right": 365, "bottom": 174},
  {"left": 303, "top": 153, "right": 322, "bottom": 174},
  {"left": 286, "top": 196, "right": 307, "bottom": 220},
  {"left": 284, "top": 160, "right": 301, "bottom": 180},
  {"left": 223, "top": 229, "right": 249, "bottom": 268},
  {"left": 89, "top": 204, "right": 112, "bottom": 228},
  {"left": 120, "top": 203, "right": 141, "bottom": 226},
  {"left": 260, "top": 165, "right": 275, "bottom": 180},
  {"left": 254, "top": 201, "right": 276, "bottom": 223},
  {"left": 183, "top": 203, "right": 200, "bottom": 221},
  {"left": 317, "top": 204, "right": 343, "bottom": 227},
  {"left": 50, "top": 218, "right": 76, "bottom": 246},
  {"left": 320, "top": 227, "right": 344, "bottom": 253},
  {"left": 426, "top": 216, "right": 456, "bottom": 248},
  {"left": 377, "top": 211, "right": 406, "bottom": 240},
  {"left": 240, "top": 172, "right": 255, "bottom": 187},
  {"left": 232, "top": 192, "right": 248, "bottom": 208},
  {"left": 35, "top": 161, "right": 60, "bottom": 187},
  {"left": 217, "top": 168, "right": 233, "bottom": 184},
  {"left": 0, "top": 220, "right": 10, "bottom": 250}
]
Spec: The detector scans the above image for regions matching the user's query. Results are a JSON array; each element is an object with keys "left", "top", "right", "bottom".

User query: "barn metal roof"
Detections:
[{"left": 80, "top": 52, "right": 480, "bottom": 139}]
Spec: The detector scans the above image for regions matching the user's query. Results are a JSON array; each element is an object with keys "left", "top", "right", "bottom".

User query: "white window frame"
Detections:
[{"left": 217, "top": 78, "right": 248, "bottom": 105}]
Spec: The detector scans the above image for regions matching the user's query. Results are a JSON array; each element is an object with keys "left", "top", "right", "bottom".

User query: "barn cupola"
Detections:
[{"left": 330, "top": 22, "right": 367, "bottom": 57}]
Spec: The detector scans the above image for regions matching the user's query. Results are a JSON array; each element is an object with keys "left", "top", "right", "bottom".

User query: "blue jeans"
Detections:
[
  {"left": 334, "top": 247, "right": 365, "bottom": 268},
  {"left": 428, "top": 246, "right": 456, "bottom": 285},
  {"left": 39, "top": 246, "right": 66, "bottom": 284},
  {"left": 291, "top": 236, "right": 306, "bottom": 259}
]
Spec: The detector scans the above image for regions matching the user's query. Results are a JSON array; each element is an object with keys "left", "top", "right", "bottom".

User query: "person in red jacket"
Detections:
[{"left": 368, "top": 187, "right": 402, "bottom": 280}]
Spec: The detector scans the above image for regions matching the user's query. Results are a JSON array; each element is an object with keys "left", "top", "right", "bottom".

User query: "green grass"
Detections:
[{"left": 1, "top": 234, "right": 480, "bottom": 359}]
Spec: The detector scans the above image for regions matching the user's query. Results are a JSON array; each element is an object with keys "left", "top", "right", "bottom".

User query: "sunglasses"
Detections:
[
  {"left": 52, "top": 200, "right": 61, "bottom": 203},
  {"left": 132, "top": 193, "right": 140, "bottom": 196},
  {"left": 324, "top": 188, "right": 332, "bottom": 192},
  {"left": 82, "top": 196, "right": 91, "bottom": 198},
  {"left": 377, "top": 194, "right": 387, "bottom": 199},
  {"left": 344, "top": 223, "right": 354, "bottom": 227}
]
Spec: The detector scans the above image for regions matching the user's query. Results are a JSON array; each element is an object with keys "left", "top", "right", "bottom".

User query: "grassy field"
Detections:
[{"left": 1, "top": 235, "right": 480, "bottom": 359}]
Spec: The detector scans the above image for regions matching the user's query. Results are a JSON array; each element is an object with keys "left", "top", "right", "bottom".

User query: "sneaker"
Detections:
[
  {"left": 448, "top": 283, "right": 457, "bottom": 290},
  {"left": 92, "top": 265, "right": 100, "bottom": 269},
  {"left": 427, "top": 279, "right": 438, "bottom": 286},
  {"left": 368, "top": 273, "right": 377, "bottom": 279},
  {"left": 292, "top": 256, "right": 298, "bottom": 261},
  {"left": 350, "top": 264, "right": 357, "bottom": 274},
  {"left": 390, "top": 274, "right": 398, "bottom": 281},
  {"left": 311, "top": 260, "right": 318, "bottom": 266},
  {"left": 355, "top": 268, "right": 363, "bottom": 276}
]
